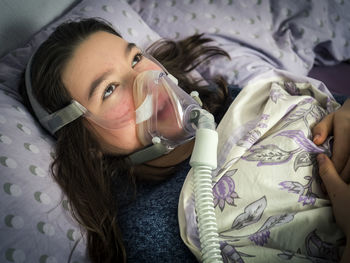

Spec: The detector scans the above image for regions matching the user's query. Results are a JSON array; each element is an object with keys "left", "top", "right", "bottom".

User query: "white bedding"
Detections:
[{"left": 179, "top": 69, "right": 344, "bottom": 262}]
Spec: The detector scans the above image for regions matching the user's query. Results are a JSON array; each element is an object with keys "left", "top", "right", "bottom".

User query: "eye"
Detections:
[
  {"left": 131, "top": 52, "right": 143, "bottom": 68},
  {"left": 103, "top": 83, "right": 118, "bottom": 100}
]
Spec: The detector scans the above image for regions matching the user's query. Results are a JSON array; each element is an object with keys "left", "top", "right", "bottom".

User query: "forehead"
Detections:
[
  {"left": 65, "top": 31, "right": 128, "bottom": 73},
  {"left": 61, "top": 31, "right": 129, "bottom": 102},
  {"left": 73, "top": 30, "right": 127, "bottom": 59}
]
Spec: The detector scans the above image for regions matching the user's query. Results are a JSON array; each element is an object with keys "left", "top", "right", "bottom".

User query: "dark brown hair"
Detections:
[{"left": 20, "top": 18, "right": 230, "bottom": 262}]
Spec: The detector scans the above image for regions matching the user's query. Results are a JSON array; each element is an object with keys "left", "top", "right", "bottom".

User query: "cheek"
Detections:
[
  {"left": 102, "top": 91, "right": 135, "bottom": 121},
  {"left": 87, "top": 121, "right": 143, "bottom": 155}
]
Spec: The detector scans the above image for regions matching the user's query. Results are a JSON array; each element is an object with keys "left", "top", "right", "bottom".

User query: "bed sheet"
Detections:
[
  {"left": 179, "top": 69, "right": 344, "bottom": 262},
  {"left": 129, "top": 0, "right": 350, "bottom": 90}
]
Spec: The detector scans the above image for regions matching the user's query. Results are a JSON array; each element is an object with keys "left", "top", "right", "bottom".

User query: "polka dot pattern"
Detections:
[
  {"left": 39, "top": 255, "right": 58, "bottom": 263},
  {"left": 0, "top": 134, "right": 12, "bottom": 144},
  {"left": 5, "top": 214, "right": 24, "bottom": 229},
  {"left": 130, "top": 0, "right": 350, "bottom": 86},
  {"left": 0, "top": 92, "right": 84, "bottom": 261},
  {"left": 5, "top": 248, "right": 26, "bottom": 263},
  {"left": 0, "top": 156, "right": 17, "bottom": 169},
  {"left": 3, "top": 183, "right": 22, "bottom": 196}
]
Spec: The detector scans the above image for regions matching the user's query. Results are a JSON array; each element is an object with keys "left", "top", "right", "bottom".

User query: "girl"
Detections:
[
  {"left": 20, "top": 18, "right": 231, "bottom": 262},
  {"left": 21, "top": 18, "right": 350, "bottom": 262}
]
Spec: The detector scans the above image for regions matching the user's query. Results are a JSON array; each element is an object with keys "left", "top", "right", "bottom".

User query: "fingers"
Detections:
[
  {"left": 317, "top": 154, "right": 347, "bottom": 201},
  {"left": 312, "top": 113, "right": 334, "bottom": 145},
  {"left": 331, "top": 117, "right": 350, "bottom": 174},
  {"left": 340, "top": 157, "right": 350, "bottom": 184}
]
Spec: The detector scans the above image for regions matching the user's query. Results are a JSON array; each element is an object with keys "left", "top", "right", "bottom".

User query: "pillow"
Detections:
[
  {"left": 0, "top": 0, "right": 162, "bottom": 100},
  {"left": 0, "top": 0, "right": 163, "bottom": 262},
  {"left": 0, "top": 90, "right": 87, "bottom": 263},
  {"left": 129, "top": 0, "right": 350, "bottom": 86}
]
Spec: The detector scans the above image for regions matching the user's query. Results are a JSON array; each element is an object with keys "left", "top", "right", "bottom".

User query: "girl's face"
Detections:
[{"left": 62, "top": 31, "right": 162, "bottom": 155}]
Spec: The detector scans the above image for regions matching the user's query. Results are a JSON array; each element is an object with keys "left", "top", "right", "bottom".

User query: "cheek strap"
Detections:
[
  {"left": 25, "top": 54, "right": 85, "bottom": 135},
  {"left": 127, "top": 137, "right": 174, "bottom": 165}
]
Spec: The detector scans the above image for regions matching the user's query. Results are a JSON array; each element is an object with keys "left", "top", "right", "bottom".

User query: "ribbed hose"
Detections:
[
  {"left": 189, "top": 109, "right": 222, "bottom": 262},
  {"left": 193, "top": 165, "right": 222, "bottom": 263}
]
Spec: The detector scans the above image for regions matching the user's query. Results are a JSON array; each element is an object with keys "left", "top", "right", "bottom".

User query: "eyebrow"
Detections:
[{"left": 87, "top": 42, "right": 137, "bottom": 100}]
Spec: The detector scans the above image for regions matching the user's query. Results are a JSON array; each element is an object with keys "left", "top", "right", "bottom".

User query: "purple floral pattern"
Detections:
[
  {"left": 270, "top": 88, "right": 286, "bottom": 103},
  {"left": 242, "top": 144, "right": 296, "bottom": 166},
  {"left": 274, "top": 130, "right": 324, "bottom": 153},
  {"left": 277, "top": 230, "right": 342, "bottom": 262},
  {"left": 271, "top": 130, "right": 332, "bottom": 206},
  {"left": 248, "top": 213, "right": 295, "bottom": 246},
  {"left": 220, "top": 241, "right": 255, "bottom": 263},
  {"left": 277, "top": 250, "right": 307, "bottom": 261},
  {"left": 279, "top": 173, "right": 318, "bottom": 206},
  {"left": 237, "top": 129, "right": 261, "bottom": 149},
  {"left": 243, "top": 128, "right": 330, "bottom": 169},
  {"left": 213, "top": 170, "right": 239, "bottom": 212},
  {"left": 284, "top": 81, "right": 301, "bottom": 95},
  {"left": 237, "top": 114, "right": 270, "bottom": 149},
  {"left": 294, "top": 151, "right": 316, "bottom": 171},
  {"left": 305, "top": 230, "right": 341, "bottom": 261},
  {"left": 298, "top": 194, "right": 316, "bottom": 206},
  {"left": 220, "top": 197, "right": 295, "bottom": 247},
  {"left": 207, "top": 80, "right": 341, "bottom": 261},
  {"left": 249, "top": 230, "right": 270, "bottom": 246},
  {"left": 256, "top": 114, "right": 269, "bottom": 128},
  {"left": 280, "top": 101, "right": 326, "bottom": 137},
  {"left": 231, "top": 196, "right": 267, "bottom": 230}
]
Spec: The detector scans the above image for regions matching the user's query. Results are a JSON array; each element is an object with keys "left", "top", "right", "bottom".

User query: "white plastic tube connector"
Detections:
[{"left": 190, "top": 128, "right": 223, "bottom": 263}]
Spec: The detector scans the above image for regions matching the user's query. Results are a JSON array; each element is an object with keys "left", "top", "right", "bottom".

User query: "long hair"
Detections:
[{"left": 20, "top": 18, "right": 231, "bottom": 262}]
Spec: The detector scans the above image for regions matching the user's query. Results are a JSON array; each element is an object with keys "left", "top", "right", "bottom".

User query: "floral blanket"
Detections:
[{"left": 178, "top": 69, "right": 345, "bottom": 262}]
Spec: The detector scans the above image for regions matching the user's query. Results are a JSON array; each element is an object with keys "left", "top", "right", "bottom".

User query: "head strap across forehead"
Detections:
[{"left": 25, "top": 53, "right": 86, "bottom": 135}]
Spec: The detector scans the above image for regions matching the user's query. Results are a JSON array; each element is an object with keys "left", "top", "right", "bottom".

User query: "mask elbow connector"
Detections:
[
  {"left": 189, "top": 109, "right": 216, "bottom": 130},
  {"left": 189, "top": 108, "right": 218, "bottom": 169}
]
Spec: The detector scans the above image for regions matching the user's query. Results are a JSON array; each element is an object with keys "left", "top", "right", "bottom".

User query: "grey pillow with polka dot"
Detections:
[
  {"left": 0, "top": 0, "right": 164, "bottom": 262},
  {"left": 129, "top": 0, "right": 350, "bottom": 86},
  {"left": 0, "top": 91, "right": 85, "bottom": 262}
]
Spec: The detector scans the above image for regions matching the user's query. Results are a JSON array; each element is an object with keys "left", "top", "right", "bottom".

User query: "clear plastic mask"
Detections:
[
  {"left": 134, "top": 70, "right": 200, "bottom": 147},
  {"left": 75, "top": 70, "right": 201, "bottom": 148}
]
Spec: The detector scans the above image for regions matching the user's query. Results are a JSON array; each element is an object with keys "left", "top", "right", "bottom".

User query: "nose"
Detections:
[
  {"left": 123, "top": 69, "right": 141, "bottom": 91},
  {"left": 127, "top": 67, "right": 159, "bottom": 90}
]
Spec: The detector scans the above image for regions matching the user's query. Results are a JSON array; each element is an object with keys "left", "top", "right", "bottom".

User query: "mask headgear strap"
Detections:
[
  {"left": 25, "top": 53, "right": 86, "bottom": 135},
  {"left": 128, "top": 137, "right": 173, "bottom": 165}
]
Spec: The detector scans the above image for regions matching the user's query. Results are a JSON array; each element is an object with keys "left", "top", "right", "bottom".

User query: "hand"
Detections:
[
  {"left": 317, "top": 153, "right": 350, "bottom": 263},
  {"left": 313, "top": 99, "right": 350, "bottom": 182}
]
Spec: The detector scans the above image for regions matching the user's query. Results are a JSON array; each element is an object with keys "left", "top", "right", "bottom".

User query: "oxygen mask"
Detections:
[{"left": 79, "top": 70, "right": 201, "bottom": 151}]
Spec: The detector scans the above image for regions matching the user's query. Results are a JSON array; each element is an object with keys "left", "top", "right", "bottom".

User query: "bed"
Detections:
[{"left": 0, "top": 0, "right": 349, "bottom": 262}]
